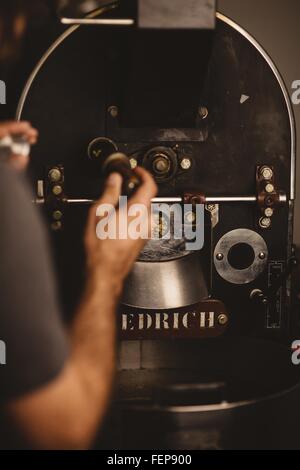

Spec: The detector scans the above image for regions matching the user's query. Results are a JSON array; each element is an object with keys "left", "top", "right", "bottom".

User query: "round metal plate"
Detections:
[{"left": 214, "top": 229, "right": 268, "bottom": 285}]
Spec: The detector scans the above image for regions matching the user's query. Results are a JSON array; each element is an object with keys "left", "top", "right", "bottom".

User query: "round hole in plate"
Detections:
[{"left": 227, "top": 243, "right": 255, "bottom": 270}]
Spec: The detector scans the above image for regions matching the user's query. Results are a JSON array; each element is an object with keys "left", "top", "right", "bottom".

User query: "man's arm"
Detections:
[{"left": 6, "top": 168, "right": 157, "bottom": 450}]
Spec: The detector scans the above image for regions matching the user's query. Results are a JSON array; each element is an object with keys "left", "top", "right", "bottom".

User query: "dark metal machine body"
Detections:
[{"left": 17, "top": 2, "right": 299, "bottom": 449}]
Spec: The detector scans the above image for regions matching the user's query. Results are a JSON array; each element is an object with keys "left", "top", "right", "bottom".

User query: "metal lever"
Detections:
[{"left": 102, "top": 152, "right": 141, "bottom": 197}]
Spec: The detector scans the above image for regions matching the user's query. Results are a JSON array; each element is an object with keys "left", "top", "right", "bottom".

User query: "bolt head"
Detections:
[
  {"left": 52, "top": 185, "right": 63, "bottom": 196},
  {"left": 48, "top": 168, "right": 62, "bottom": 183},
  {"left": 218, "top": 314, "right": 229, "bottom": 326},
  {"left": 185, "top": 211, "right": 196, "bottom": 224},
  {"left": 130, "top": 158, "right": 137, "bottom": 169},
  {"left": 259, "top": 217, "right": 272, "bottom": 229},
  {"left": 259, "top": 252, "right": 266, "bottom": 260},
  {"left": 216, "top": 253, "right": 224, "bottom": 261},
  {"left": 264, "top": 207, "right": 274, "bottom": 218},
  {"left": 53, "top": 210, "right": 63, "bottom": 221},
  {"left": 207, "top": 204, "right": 216, "bottom": 212},
  {"left": 265, "top": 183, "right": 275, "bottom": 194},
  {"left": 108, "top": 106, "right": 118, "bottom": 118},
  {"left": 261, "top": 167, "right": 273, "bottom": 180},
  {"left": 198, "top": 106, "right": 209, "bottom": 119},
  {"left": 180, "top": 158, "right": 192, "bottom": 170},
  {"left": 154, "top": 158, "right": 169, "bottom": 173},
  {"left": 128, "top": 181, "right": 136, "bottom": 190}
]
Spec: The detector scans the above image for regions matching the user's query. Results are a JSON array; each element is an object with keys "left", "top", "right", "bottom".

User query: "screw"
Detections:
[
  {"left": 216, "top": 253, "right": 224, "bottom": 261},
  {"left": 51, "top": 221, "right": 62, "bottom": 231},
  {"left": 52, "top": 185, "right": 63, "bottom": 196},
  {"left": 207, "top": 204, "right": 216, "bottom": 212},
  {"left": 259, "top": 252, "right": 266, "bottom": 260},
  {"left": 53, "top": 210, "right": 63, "bottom": 221},
  {"left": 180, "top": 158, "right": 192, "bottom": 170},
  {"left": 198, "top": 106, "right": 209, "bottom": 120},
  {"left": 154, "top": 157, "right": 170, "bottom": 174},
  {"left": 130, "top": 158, "right": 138, "bottom": 169},
  {"left": 260, "top": 166, "right": 273, "bottom": 180},
  {"left": 48, "top": 168, "right": 62, "bottom": 183},
  {"left": 264, "top": 207, "right": 274, "bottom": 218},
  {"left": 218, "top": 314, "right": 229, "bottom": 326},
  {"left": 128, "top": 181, "right": 136, "bottom": 190},
  {"left": 265, "top": 183, "right": 275, "bottom": 194},
  {"left": 108, "top": 106, "right": 118, "bottom": 118},
  {"left": 185, "top": 211, "right": 196, "bottom": 224},
  {"left": 259, "top": 217, "right": 272, "bottom": 229}
]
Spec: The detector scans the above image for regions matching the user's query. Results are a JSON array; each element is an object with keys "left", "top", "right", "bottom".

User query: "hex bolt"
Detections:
[
  {"left": 216, "top": 253, "right": 224, "bottom": 261},
  {"left": 185, "top": 211, "right": 196, "bottom": 224},
  {"left": 264, "top": 207, "right": 274, "bottom": 218},
  {"left": 130, "top": 158, "right": 138, "bottom": 169},
  {"left": 52, "top": 185, "right": 63, "bottom": 196},
  {"left": 260, "top": 166, "right": 273, "bottom": 180},
  {"left": 128, "top": 181, "right": 136, "bottom": 190},
  {"left": 198, "top": 106, "right": 209, "bottom": 120},
  {"left": 154, "top": 157, "right": 169, "bottom": 174},
  {"left": 218, "top": 314, "right": 229, "bottom": 326},
  {"left": 53, "top": 210, "right": 63, "bottom": 221},
  {"left": 180, "top": 158, "right": 192, "bottom": 170},
  {"left": 265, "top": 183, "right": 275, "bottom": 194},
  {"left": 108, "top": 106, "right": 119, "bottom": 118},
  {"left": 259, "top": 217, "right": 272, "bottom": 229},
  {"left": 48, "top": 168, "right": 62, "bottom": 183}
]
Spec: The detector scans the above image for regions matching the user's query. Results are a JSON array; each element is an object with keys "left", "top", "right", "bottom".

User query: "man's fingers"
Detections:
[
  {"left": 0, "top": 121, "right": 38, "bottom": 143},
  {"left": 86, "top": 173, "right": 123, "bottom": 232},
  {"left": 99, "top": 173, "right": 123, "bottom": 207},
  {"left": 129, "top": 167, "right": 158, "bottom": 208}
]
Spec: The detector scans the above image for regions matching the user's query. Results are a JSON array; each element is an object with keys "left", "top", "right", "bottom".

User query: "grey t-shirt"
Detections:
[{"left": 0, "top": 162, "right": 69, "bottom": 404}]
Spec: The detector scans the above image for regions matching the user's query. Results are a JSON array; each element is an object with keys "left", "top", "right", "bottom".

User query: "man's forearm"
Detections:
[
  {"left": 68, "top": 269, "right": 122, "bottom": 444},
  {"left": 7, "top": 272, "right": 122, "bottom": 450}
]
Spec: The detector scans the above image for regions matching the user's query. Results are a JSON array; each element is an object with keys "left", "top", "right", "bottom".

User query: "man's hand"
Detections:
[
  {"left": 6, "top": 166, "right": 157, "bottom": 449},
  {"left": 0, "top": 120, "right": 38, "bottom": 170},
  {"left": 85, "top": 167, "right": 158, "bottom": 287}
]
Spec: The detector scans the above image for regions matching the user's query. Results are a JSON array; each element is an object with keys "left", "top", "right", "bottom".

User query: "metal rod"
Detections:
[
  {"left": 33, "top": 195, "right": 281, "bottom": 205},
  {"left": 152, "top": 197, "right": 183, "bottom": 204},
  {"left": 205, "top": 196, "right": 258, "bottom": 203},
  {"left": 60, "top": 18, "right": 134, "bottom": 26}
]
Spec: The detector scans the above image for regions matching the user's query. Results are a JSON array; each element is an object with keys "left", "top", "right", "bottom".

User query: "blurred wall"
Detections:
[{"left": 218, "top": 0, "right": 300, "bottom": 245}]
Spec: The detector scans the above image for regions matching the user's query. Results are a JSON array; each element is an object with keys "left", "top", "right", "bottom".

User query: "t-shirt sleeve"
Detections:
[{"left": 0, "top": 163, "right": 69, "bottom": 402}]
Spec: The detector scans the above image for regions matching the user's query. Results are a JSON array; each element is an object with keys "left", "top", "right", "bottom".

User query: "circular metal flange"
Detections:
[
  {"left": 214, "top": 229, "right": 268, "bottom": 285},
  {"left": 87, "top": 137, "right": 118, "bottom": 162}
]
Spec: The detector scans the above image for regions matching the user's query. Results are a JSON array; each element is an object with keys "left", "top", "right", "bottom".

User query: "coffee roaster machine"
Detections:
[{"left": 17, "top": 0, "right": 300, "bottom": 449}]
